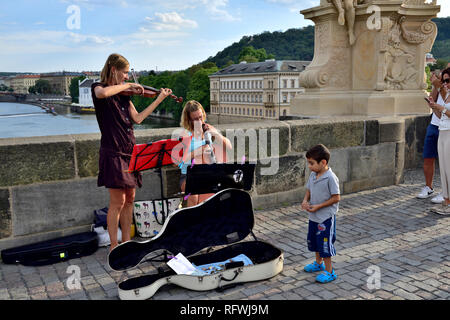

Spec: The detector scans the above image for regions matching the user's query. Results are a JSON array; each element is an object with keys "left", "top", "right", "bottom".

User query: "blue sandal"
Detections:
[
  {"left": 304, "top": 261, "right": 325, "bottom": 272},
  {"left": 316, "top": 269, "right": 337, "bottom": 283}
]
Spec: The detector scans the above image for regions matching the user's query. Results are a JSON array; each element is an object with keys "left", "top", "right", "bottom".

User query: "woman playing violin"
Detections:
[{"left": 92, "top": 53, "right": 172, "bottom": 251}]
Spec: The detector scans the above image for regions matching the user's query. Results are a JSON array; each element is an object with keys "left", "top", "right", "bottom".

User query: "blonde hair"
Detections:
[
  {"left": 180, "top": 100, "right": 206, "bottom": 132},
  {"left": 100, "top": 53, "right": 129, "bottom": 85}
]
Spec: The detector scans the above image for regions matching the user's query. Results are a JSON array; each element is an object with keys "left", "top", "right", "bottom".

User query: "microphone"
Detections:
[{"left": 202, "top": 123, "right": 216, "bottom": 164}]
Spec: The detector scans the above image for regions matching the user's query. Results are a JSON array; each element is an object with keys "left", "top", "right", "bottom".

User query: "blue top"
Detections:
[
  {"left": 178, "top": 132, "right": 206, "bottom": 174},
  {"left": 305, "top": 168, "right": 340, "bottom": 223}
]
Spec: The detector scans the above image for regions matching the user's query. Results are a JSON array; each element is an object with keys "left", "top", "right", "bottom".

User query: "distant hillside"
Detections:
[
  {"left": 431, "top": 17, "right": 450, "bottom": 62},
  {"left": 203, "top": 26, "right": 314, "bottom": 68},
  {"left": 204, "top": 17, "right": 450, "bottom": 68}
]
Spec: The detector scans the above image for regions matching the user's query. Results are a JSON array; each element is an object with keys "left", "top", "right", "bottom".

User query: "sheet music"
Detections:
[{"left": 167, "top": 253, "right": 198, "bottom": 275}]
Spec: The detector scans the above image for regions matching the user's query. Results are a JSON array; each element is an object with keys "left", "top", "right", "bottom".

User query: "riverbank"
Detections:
[
  {"left": 2, "top": 101, "right": 71, "bottom": 113},
  {"left": 0, "top": 102, "right": 179, "bottom": 139}
]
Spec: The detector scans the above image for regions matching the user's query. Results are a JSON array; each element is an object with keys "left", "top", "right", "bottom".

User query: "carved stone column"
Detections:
[{"left": 290, "top": 0, "right": 440, "bottom": 116}]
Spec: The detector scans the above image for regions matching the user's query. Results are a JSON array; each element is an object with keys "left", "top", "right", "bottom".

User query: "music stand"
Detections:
[
  {"left": 185, "top": 163, "right": 256, "bottom": 195},
  {"left": 128, "top": 138, "right": 182, "bottom": 222}
]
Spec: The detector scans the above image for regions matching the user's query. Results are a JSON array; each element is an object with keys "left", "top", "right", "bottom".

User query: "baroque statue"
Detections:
[
  {"left": 328, "top": 0, "right": 366, "bottom": 45},
  {"left": 291, "top": 0, "right": 440, "bottom": 116}
]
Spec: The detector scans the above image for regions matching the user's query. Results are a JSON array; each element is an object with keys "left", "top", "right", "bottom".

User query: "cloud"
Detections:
[
  {"left": 121, "top": 29, "right": 189, "bottom": 48},
  {"left": 60, "top": 0, "right": 239, "bottom": 21},
  {"left": 437, "top": 0, "right": 450, "bottom": 17},
  {"left": 266, "top": 0, "right": 319, "bottom": 12},
  {"left": 150, "top": 0, "right": 240, "bottom": 22},
  {"left": 145, "top": 12, "right": 198, "bottom": 31},
  {"left": 59, "top": 0, "right": 129, "bottom": 10},
  {"left": 0, "top": 30, "right": 114, "bottom": 55},
  {"left": 68, "top": 32, "right": 114, "bottom": 45},
  {"left": 201, "top": 0, "right": 240, "bottom": 21}
]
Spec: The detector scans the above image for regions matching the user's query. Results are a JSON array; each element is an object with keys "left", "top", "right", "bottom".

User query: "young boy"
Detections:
[{"left": 302, "top": 144, "right": 340, "bottom": 283}]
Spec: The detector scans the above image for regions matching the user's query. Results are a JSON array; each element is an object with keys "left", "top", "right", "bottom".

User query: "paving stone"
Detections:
[
  {"left": 30, "top": 293, "right": 48, "bottom": 300},
  {"left": 393, "top": 288, "right": 422, "bottom": 300},
  {"left": 315, "top": 290, "right": 337, "bottom": 300},
  {"left": 394, "top": 281, "right": 419, "bottom": 293},
  {"left": 241, "top": 284, "right": 270, "bottom": 296},
  {"left": 0, "top": 169, "right": 448, "bottom": 300},
  {"left": 9, "top": 287, "right": 29, "bottom": 299},
  {"left": 0, "top": 288, "right": 11, "bottom": 300}
]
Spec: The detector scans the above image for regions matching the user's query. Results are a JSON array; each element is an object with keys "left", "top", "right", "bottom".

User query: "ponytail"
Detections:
[{"left": 100, "top": 53, "right": 130, "bottom": 85}]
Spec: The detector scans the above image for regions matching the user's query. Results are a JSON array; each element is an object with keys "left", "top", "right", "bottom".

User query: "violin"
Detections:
[
  {"left": 120, "top": 84, "right": 183, "bottom": 103},
  {"left": 119, "top": 68, "right": 183, "bottom": 103}
]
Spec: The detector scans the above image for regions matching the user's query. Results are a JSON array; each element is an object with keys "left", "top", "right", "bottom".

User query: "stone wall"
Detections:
[{"left": 0, "top": 115, "right": 430, "bottom": 251}]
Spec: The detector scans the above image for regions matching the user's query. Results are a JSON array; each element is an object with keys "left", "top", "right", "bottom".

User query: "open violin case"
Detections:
[{"left": 108, "top": 188, "right": 284, "bottom": 300}]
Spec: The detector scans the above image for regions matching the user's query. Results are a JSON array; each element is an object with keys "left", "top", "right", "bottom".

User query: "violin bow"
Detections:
[
  {"left": 131, "top": 68, "right": 146, "bottom": 96},
  {"left": 131, "top": 68, "right": 139, "bottom": 84}
]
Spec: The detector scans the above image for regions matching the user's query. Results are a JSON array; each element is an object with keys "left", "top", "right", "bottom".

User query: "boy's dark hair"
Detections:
[{"left": 306, "top": 144, "right": 330, "bottom": 164}]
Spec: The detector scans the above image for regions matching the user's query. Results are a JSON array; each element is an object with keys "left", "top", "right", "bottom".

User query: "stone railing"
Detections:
[{"left": 0, "top": 115, "right": 430, "bottom": 250}]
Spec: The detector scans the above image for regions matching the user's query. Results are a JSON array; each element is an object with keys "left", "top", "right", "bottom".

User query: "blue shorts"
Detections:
[
  {"left": 423, "top": 124, "right": 439, "bottom": 159},
  {"left": 307, "top": 216, "right": 336, "bottom": 258}
]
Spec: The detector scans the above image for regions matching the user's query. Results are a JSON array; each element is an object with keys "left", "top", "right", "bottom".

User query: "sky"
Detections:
[{"left": 0, "top": 0, "right": 449, "bottom": 73}]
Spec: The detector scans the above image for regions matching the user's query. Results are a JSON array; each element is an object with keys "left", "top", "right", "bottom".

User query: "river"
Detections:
[{"left": 0, "top": 102, "right": 178, "bottom": 139}]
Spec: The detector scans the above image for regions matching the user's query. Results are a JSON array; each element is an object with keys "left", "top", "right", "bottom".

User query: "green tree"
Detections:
[
  {"left": 436, "top": 59, "right": 448, "bottom": 71},
  {"left": 28, "top": 86, "right": 37, "bottom": 94},
  {"left": 130, "top": 71, "right": 186, "bottom": 121},
  {"left": 69, "top": 76, "right": 87, "bottom": 103},
  {"left": 200, "top": 62, "right": 218, "bottom": 69},
  {"left": 186, "top": 66, "right": 218, "bottom": 112},
  {"left": 239, "top": 55, "right": 259, "bottom": 63},
  {"left": 201, "top": 25, "right": 315, "bottom": 68},
  {"left": 34, "top": 79, "right": 53, "bottom": 94},
  {"left": 129, "top": 64, "right": 217, "bottom": 122},
  {"left": 224, "top": 60, "right": 235, "bottom": 68},
  {"left": 238, "top": 46, "right": 275, "bottom": 63},
  {"left": 168, "top": 71, "right": 190, "bottom": 121}
]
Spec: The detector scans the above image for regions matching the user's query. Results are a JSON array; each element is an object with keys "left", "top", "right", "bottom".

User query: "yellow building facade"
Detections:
[
  {"left": 40, "top": 72, "right": 84, "bottom": 96},
  {"left": 209, "top": 60, "right": 309, "bottom": 119},
  {"left": 11, "top": 75, "right": 40, "bottom": 94}
]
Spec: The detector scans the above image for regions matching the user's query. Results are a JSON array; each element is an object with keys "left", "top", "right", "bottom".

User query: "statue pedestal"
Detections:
[
  {"left": 292, "top": 90, "right": 432, "bottom": 116},
  {"left": 290, "top": 0, "right": 440, "bottom": 117}
]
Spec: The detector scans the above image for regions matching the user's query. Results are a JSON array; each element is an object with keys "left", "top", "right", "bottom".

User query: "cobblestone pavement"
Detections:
[{"left": 0, "top": 168, "right": 449, "bottom": 300}]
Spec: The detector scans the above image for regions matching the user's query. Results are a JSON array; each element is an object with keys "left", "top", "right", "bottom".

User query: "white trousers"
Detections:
[{"left": 438, "top": 130, "right": 450, "bottom": 200}]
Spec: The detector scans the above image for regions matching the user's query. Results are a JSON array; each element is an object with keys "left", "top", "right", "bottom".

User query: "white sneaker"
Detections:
[
  {"left": 431, "top": 193, "right": 444, "bottom": 204},
  {"left": 416, "top": 186, "right": 434, "bottom": 199}
]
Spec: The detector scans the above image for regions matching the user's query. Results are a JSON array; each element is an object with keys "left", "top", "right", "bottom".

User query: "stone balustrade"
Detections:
[{"left": 0, "top": 115, "right": 430, "bottom": 250}]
